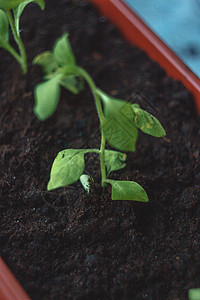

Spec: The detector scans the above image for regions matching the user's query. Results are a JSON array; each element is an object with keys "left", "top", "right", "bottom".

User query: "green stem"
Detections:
[
  {"left": 6, "top": 44, "right": 22, "bottom": 64},
  {"left": 99, "top": 131, "right": 107, "bottom": 187},
  {"left": 6, "top": 10, "right": 27, "bottom": 74},
  {"left": 84, "top": 149, "right": 100, "bottom": 154},
  {"left": 76, "top": 67, "right": 107, "bottom": 187}
]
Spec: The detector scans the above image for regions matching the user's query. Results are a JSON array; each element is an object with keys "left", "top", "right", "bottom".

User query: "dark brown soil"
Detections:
[{"left": 0, "top": 1, "right": 200, "bottom": 299}]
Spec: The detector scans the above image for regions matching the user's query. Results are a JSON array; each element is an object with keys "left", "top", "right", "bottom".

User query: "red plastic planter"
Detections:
[
  {"left": 0, "top": 258, "right": 30, "bottom": 300},
  {"left": 89, "top": 0, "right": 200, "bottom": 115},
  {"left": 1, "top": 1, "right": 200, "bottom": 299}
]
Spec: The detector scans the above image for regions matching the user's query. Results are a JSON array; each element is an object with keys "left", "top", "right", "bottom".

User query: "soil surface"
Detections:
[{"left": 0, "top": 1, "right": 200, "bottom": 299}]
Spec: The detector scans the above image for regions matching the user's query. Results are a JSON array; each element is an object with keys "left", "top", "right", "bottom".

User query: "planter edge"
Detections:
[
  {"left": 1, "top": 1, "right": 200, "bottom": 299},
  {"left": 0, "top": 258, "right": 30, "bottom": 300},
  {"left": 89, "top": 0, "right": 200, "bottom": 114}
]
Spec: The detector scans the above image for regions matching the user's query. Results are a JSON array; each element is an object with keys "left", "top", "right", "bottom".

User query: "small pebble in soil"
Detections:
[{"left": 99, "top": 16, "right": 107, "bottom": 23}]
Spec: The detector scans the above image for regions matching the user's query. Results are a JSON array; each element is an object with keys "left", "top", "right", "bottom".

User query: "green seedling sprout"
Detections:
[
  {"left": 33, "top": 33, "right": 84, "bottom": 120},
  {"left": 0, "top": 0, "right": 45, "bottom": 73},
  {"left": 33, "top": 33, "right": 166, "bottom": 201}
]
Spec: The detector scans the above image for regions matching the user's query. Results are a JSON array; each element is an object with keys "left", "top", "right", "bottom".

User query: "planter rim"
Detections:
[
  {"left": 89, "top": 0, "right": 200, "bottom": 114},
  {"left": 0, "top": 258, "right": 30, "bottom": 300},
  {"left": 1, "top": 1, "right": 200, "bottom": 299}
]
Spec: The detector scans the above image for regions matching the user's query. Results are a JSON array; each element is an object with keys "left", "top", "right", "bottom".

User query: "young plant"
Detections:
[
  {"left": 34, "top": 33, "right": 166, "bottom": 201},
  {"left": 0, "top": 0, "right": 45, "bottom": 74},
  {"left": 33, "top": 33, "right": 84, "bottom": 120}
]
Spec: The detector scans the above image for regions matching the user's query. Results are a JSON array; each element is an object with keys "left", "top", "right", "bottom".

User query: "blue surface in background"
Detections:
[{"left": 123, "top": 0, "right": 200, "bottom": 78}]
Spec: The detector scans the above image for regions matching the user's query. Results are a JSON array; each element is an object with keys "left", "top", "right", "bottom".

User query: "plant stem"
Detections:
[
  {"left": 77, "top": 67, "right": 107, "bottom": 187},
  {"left": 84, "top": 149, "right": 100, "bottom": 154},
  {"left": 6, "top": 45, "right": 22, "bottom": 65},
  {"left": 99, "top": 131, "right": 107, "bottom": 187},
  {"left": 6, "top": 10, "right": 27, "bottom": 74}
]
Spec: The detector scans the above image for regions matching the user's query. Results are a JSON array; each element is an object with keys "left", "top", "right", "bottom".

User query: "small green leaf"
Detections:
[
  {"left": 189, "top": 288, "right": 200, "bottom": 300},
  {"left": 53, "top": 33, "right": 76, "bottom": 67},
  {"left": 105, "top": 150, "right": 126, "bottom": 176},
  {"left": 80, "top": 174, "right": 91, "bottom": 193},
  {"left": 34, "top": 75, "right": 61, "bottom": 121},
  {"left": 98, "top": 90, "right": 138, "bottom": 152},
  {"left": 47, "top": 149, "right": 86, "bottom": 190},
  {"left": 14, "top": 0, "right": 45, "bottom": 35},
  {"left": 0, "top": 9, "right": 9, "bottom": 47},
  {"left": 132, "top": 105, "right": 166, "bottom": 137},
  {"left": 107, "top": 180, "right": 148, "bottom": 202},
  {"left": 132, "top": 103, "right": 140, "bottom": 109},
  {"left": 33, "top": 51, "right": 59, "bottom": 75},
  {"left": 59, "top": 75, "right": 84, "bottom": 94}
]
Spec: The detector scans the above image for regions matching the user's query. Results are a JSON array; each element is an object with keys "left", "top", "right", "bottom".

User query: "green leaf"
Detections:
[
  {"left": 33, "top": 51, "right": 59, "bottom": 75},
  {"left": 0, "top": 0, "right": 44, "bottom": 10},
  {"left": 47, "top": 149, "right": 86, "bottom": 190},
  {"left": 132, "top": 105, "right": 166, "bottom": 137},
  {"left": 0, "top": 0, "right": 23, "bottom": 10},
  {"left": 53, "top": 33, "right": 76, "bottom": 67},
  {"left": 98, "top": 90, "right": 138, "bottom": 152},
  {"left": 34, "top": 75, "right": 61, "bottom": 121},
  {"left": 132, "top": 103, "right": 140, "bottom": 109},
  {"left": 105, "top": 150, "right": 126, "bottom": 176},
  {"left": 80, "top": 174, "right": 91, "bottom": 193},
  {"left": 59, "top": 75, "right": 84, "bottom": 95},
  {"left": 0, "top": 9, "right": 9, "bottom": 47},
  {"left": 107, "top": 180, "right": 148, "bottom": 202},
  {"left": 189, "top": 288, "right": 200, "bottom": 300},
  {"left": 14, "top": 0, "right": 45, "bottom": 35}
]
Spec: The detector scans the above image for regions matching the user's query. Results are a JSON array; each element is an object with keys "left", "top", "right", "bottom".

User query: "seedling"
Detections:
[
  {"left": 34, "top": 33, "right": 166, "bottom": 201},
  {"left": 0, "top": 0, "right": 45, "bottom": 74},
  {"left": 33, "top": 33, "right": 84, "bottom": 120}
]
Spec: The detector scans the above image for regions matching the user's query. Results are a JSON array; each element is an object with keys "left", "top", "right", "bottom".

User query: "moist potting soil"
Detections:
[{"left": 0, "top": 0, "right": 200, "bottom": 299}]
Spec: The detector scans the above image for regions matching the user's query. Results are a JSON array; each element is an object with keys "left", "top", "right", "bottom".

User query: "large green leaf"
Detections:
[
  {"left": 98, "top": 90, "right": 138, "bottom": 152},
  {"left": 132, "top": 105, "right": 166, "bottom": 137},
  {"left": 34, "top": 75, "right": 61, "bottom": 121},
  {"left": 59, "top": 75, "right": 84, "bottom": 95},
  {"left": 14, "top": 0, "right": 45, "bottom": 35},
  {"left": 47, "top": 149, "right": 86, "bottom": 190},
  {"left": 105, "top": 150, "right": 126, "bottom": 176},
  {"left": 33, "top": 51, "right": 59, "bottom": 75},
  {"left": 108, "top": 180, "right": 148, "bottom": 202},
  {"left": 0, "top": 9, "right": 9, "bottom": 47},
  {"left": 53, "top": 33, "right": 76, "bottom": 67}
]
